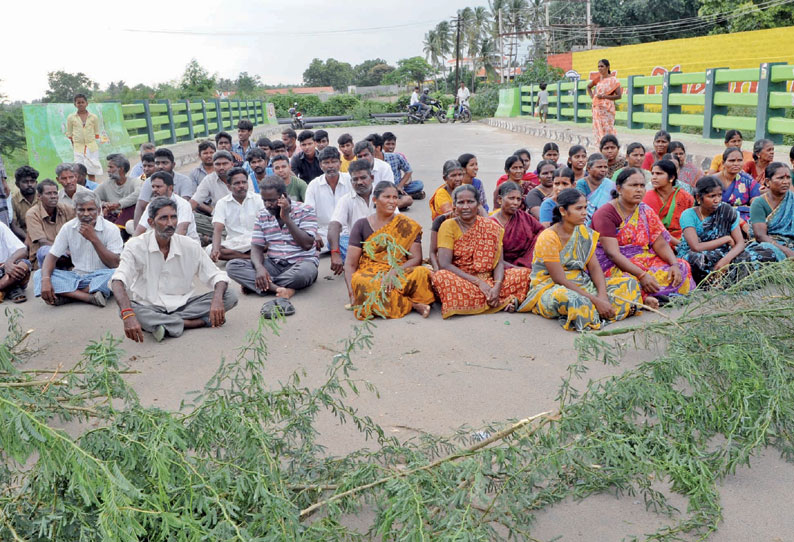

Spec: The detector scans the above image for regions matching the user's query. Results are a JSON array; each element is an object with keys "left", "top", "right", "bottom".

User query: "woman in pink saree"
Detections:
[{"left": 587, "top": 59, "right": 622, "bottom": 143}]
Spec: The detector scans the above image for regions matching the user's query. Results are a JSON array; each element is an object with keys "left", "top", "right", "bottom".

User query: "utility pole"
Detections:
[
  {"left": 455, "top": 12, "right": 461, "bottom": 90},
  {"left": 545, "top": 0, "right": 551, "bottom": 57},
  {"left": 498, "top": 9, "right": 504, "bottom": 84},
  {"left": 586, "top": 0, "right": 592, "bottom": 49}
]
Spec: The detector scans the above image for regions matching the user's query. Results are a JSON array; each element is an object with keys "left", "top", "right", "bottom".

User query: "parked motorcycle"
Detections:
[
  {"left": 288, "top": 103, "right": 304, "bottom": 129},
  {"left": 452, "top": 103, "right": 472, "bottom": 123},
  {"left": 406, "top": 98, "right": 448, "bottom": 124}
]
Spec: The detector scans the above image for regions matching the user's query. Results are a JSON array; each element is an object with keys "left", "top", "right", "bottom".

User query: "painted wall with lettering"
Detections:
[{"left": 569, "top": 26, "right": 794, "bottom": 93}]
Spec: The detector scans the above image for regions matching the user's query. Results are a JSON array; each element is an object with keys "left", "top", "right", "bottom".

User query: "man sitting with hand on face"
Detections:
[
  {"left": 226, "top": 176, "right": 318, "bottom": 318},
  {"left": 111, "top": 197, "right": 238, "bottom": 342},
  {"left": 36, "top": 190, "right": 122, "bottom": 307},
  {"left": 131, "top": 171, "right": 199, "bottom": 242},
  {"left": 210, "top": 167, "right": 264, "bottom": 262}
]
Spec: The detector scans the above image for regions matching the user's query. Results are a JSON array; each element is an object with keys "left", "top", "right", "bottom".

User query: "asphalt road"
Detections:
[{"left": 10, "top": 122, "right": 793, "bottom": 541}]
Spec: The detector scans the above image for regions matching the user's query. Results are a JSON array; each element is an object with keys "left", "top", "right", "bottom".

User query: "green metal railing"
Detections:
[
  {"left": 122, "top": 99, "right": 273, "bottom": 147},
  {"left": 516, "top": 62, "right": 794, "bottom": 143}
]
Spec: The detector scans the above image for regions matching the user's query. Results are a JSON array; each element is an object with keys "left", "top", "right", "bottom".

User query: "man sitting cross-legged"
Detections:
[
  {"left": 131, "top": 171, "right": 199, "bottom": 242},
  {"left": 210, "top": 167, "right": 264, "bottom": 262},
  {"left": 35, "top": 190, "right": 123, "bottom": 307},
  {"left": 111, "top": 197, "right": 238, "bottom": 342},
  {"left": 226, "top": 175, "right": 318, "bottom": 316}
]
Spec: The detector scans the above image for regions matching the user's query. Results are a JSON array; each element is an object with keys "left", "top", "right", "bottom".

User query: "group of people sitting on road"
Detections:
[{"left": 1, "top": 94, "right": 793, "bottom": 337}]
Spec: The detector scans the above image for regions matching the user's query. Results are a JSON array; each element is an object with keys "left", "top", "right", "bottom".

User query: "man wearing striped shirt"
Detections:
[{"left": 226, "top": 175, "right": 318, "bottom": 307}]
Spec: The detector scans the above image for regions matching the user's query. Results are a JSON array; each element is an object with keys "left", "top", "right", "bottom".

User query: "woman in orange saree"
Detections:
[
  {"left": 587, "top": 59, "right": 622, "bottom": 143},
  {"left": 345, "top": 182, "right": 434, "bottom": 320},
  {"left": 432, "top": 184, "right": 530, "bottom": 318}
]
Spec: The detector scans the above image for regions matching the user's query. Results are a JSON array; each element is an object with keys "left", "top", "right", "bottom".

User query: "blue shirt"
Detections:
[
  {"left": 85, "top": 180, "right": 99, "bottom": 190},
  {"left": 130, "top": 161, "right": 144, "bottom": 179},
  {"left": 539, "top": 198, "right": 557, "bottom": 223},
  {"left": 383, "top": 152, "right": 412, "bottom": 183}
]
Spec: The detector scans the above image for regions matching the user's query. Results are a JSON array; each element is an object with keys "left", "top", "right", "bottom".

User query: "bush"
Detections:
[
  {"left": 391, "top": 94, "right": 411, "bottom": 113},
  {"left": 470, "top": 86, "right": 500, "bottom": 118},
  {"left": 269, "top": 94, "right": 324, "bottom": 117},
  {"left": 320, "top": 94, "right": 360, "bottom": 116},
  {"left": 350, "top": 100, "right": 389, "bottom": 121}
]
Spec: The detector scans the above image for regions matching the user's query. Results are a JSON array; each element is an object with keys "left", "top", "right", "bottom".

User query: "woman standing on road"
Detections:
[{"left": 587, "top": 59, "right": 622, "bottom": 143}]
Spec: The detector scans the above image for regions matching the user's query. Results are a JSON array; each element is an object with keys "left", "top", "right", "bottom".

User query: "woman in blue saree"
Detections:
[
  {"left": 576, "top": 153, "right": 614, "bottom": 226},
  {"left": 750, "top": 162, "right": 794, "bottom": 259}
]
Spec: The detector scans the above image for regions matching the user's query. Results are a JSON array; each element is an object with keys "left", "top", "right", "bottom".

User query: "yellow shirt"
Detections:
[
  {"left": 429, "top": 185, "right": 453, "bottom": 220},
  {"left": 340, "top": 156, "right": 352, "bottom": 173},
  {"left": 66, "top": 112, "right": 100, "bottom": 153},
  {"left": 709, "top": 150, "right": 753, "bottom": 172}
]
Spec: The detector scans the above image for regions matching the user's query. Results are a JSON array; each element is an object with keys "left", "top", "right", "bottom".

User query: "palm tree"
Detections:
[
  {"left": 505, "top": 0, "right": 529, "bottom": 76},
  {"left": 464, "top": 6, "right": 492, "bottom": 89},
  {"left": 423, "top": 28, "right": 440, "bottom": 72}
]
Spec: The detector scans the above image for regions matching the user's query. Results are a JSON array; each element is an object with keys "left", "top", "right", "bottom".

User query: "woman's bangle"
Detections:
[
  {"left": 330, "top": 248, "right": 341, "bottom": 254},
  {"left": 122, "top": 312, "right": 136, "bottom": 321},
  {"left": 120, "top": 308, "right": 134, "bottom": 316},
  {"left": 494, "top": 280, "right": 503, "bottom": 285},
  {"left": 637, "top": 271, "right": 647, "bottom": 280}
]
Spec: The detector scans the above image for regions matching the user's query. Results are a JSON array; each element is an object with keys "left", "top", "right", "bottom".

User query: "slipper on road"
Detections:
[{"left": 260, "top": 298, "right": 296, "bottom": 319}]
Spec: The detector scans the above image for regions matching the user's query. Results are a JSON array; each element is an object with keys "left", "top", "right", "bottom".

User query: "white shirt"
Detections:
[
  {"left": 141, "top": 194, "right": 199, "bottom": 242},
  {"left": 49, "top": 217, "right": 123, "bottom": 275},
  {"left": 0, "top": 221, "right": 25, "bottom": 262},
  {"left": 112, "top": 229, "right": 229, "bottom": 312},
  {"left": 330, "top": 190, "right": 399, "bottom": 235},
  {"left": 58, "top": 184, "right": 90, "bottom": 208},
  {"left": 372, "top": 158, "right": 395, "bottom": 186},
  {"left": 410, "top": 91, "right": 420, "bottom": 106},
  {"left": 304, "top": 172, "right": 352, "bottom": 246},
  {"left": 190, "top": 172, "right": 254, "bottom": 208},
  {"left": 138, "top": 172, "right": 195, "bottom": 201},
  {"left": 457, "top": 86, "right": 471, "bottom": 106},
  {"left": 211, "top": 191, "right": 265, "bottom": 252}
]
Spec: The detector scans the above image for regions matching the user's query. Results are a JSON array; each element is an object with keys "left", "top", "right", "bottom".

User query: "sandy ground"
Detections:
[{"left": 7, "top": 123, "right": 794, "bottom": 541}]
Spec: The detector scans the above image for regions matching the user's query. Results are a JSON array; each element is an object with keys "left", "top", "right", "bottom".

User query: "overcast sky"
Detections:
[{"left": 3, "top": 0, "right": 481, "bottom": 102}]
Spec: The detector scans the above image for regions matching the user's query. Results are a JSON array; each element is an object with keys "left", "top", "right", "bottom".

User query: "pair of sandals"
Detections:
[
  {"left": 260, "top": 297, "right": 296, "bottom": 319},
  {"left": 1, "top": 286, "right": 26, "bottom": 304}
]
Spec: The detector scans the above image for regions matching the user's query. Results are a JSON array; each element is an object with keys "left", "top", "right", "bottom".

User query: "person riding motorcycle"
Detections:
[
  {"left": 455, "top": 82, "right": 470, "bottom": 114},
  {"left": 410, "top": 87, "right": 432, "bottom": 120}
]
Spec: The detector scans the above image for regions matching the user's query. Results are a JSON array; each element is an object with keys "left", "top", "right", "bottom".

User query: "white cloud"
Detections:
[{"left": 2, "top": 0, "right": 479, "bottom": 102}]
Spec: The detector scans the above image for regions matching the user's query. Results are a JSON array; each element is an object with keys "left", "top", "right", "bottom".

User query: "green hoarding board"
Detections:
[{"left": 23, "top": 103, "right": 135, "bottom": 178}]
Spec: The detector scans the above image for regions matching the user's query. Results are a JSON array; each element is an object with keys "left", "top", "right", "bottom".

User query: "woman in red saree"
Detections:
[
  {"left": 491, "top": 182, "right": 545, "bottom": 268},
  {"left": 432, "top": 185, "right": 530, "bottom": 318},
  {"left": 642, "top": 159, "right": 694, "bottom": 245},
  {"left": 587, "top": 59, "right": 621, "bottom": 143}
]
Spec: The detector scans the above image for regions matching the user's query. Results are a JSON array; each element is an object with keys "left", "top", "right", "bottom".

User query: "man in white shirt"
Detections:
[
  {"left": 36, "top": 190, "right": 123, "bottom": 307},
  {"left": 327, "top": 159, "right": 398, "bottom": 274},
  {"left": 190, "top": 150, "right": 254, "bottom": 242},
  {"left": 210, "top": 167, "right": 264, "bottom": 262},
  {"left": 304, "top": 146, "right": 351, "bottom": 253},
  {"left": 133, "top": 148, "right": 195, "bottom": 228},
  {"left": 456, "top": 81, "right": 471, "bottom": 112},
  {"left": 0, "top": 221, "right": 31, "bottom": 302},
  {"left": 131, "top": 171, "right": 199, "bottom": 242},
  {"left": 56, "top": 163, "right": 90, "bottom": 208},
  {"left": 353, "top": 140, "right": 394, "bottom": 186},
  {"left": 111, "top": 197, "right": 238, "bottom": 342}
]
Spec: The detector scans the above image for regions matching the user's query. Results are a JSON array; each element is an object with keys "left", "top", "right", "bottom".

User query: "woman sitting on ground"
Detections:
[
  {"left": 717, "top": 147, "right": 762, "bottom": 223},
  {"left": 493, "top": 155, "right": 533, "bottom": 210},
  {"left": 613, "top": 142, "right": 651, "bottom": 188},
  {"left": 642, "top": 159, "right": 694, "bottom": 245},
  {"left": 491, "top": 182, "right": 545, "bottom": 268},
  {"left": 668, "top": 141, "right": 703, "bottom": 191},
  {"left": 518, "top": 188, "right": 641, "bottom": 331},
  {"left": 524, "top": 160, "right": 557, "bottom": 219},
  {"left": 542, "top": 142, "right": 560, "bottom": 163},
  {"left": 345, "top": 181, "right": 435, "bottom": 320},
  {"left": 641, "top": 129, "right": 671, "bottom": 170},
  {"left": 539, "top": 167, "right": 576, "bottom": 227},
  {"left": 429, "top": 160, "right": 464, "bottom": 220},
  {"left": 458, "top": 153, "right": 489, "bottom": 212},
  {"left": 599, "top": 134, "right": 626, "bottom": 179},
  {"left": 567, "top": 145, "right": 588, "bottom": 181},
  {"left": 576, "top": 153, "right": 613, "bottom": 225},
  {"left": 677, "top": 176, "right": 781, "bottom": 287},
  {"left": 592, "top": 168, "right": 695, "bottom": 308},
  {"left": 743, "top": 138, "right": 775, "bottom": 186},
  {"left": 432, "top": 185, "right": 531, "bottom": 318},
  {"left": 707, "top": 129, "right": 753, "bottom": 174},
  {"left": 750, "top": 162, "right": 794, "bottom": 259}
]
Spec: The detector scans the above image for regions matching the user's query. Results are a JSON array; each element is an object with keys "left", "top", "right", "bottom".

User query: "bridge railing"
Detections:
[
  {"left": 121, "top": 99, "right": 275, "bottom": 147},
  {"left": 511, "top": 62, "right": 794, "bottom": 143}
]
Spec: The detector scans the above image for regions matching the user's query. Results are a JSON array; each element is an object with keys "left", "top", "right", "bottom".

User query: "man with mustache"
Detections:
[
  {"left": 95, "top": 154, "right": 141, "bottom": 226},
  {"left": 25, "top": 179, "right": 75, "bottom": 269},
  {"left": 304, "top": 146, "right": 351, "bottom": 253},
  {"left": 36, "top": 190, "right": 122, "bottom": 307},
  {"left": 10, "top": 166, "right": 39, "bottom": 241},
  {"left": 111, "top": 196, "right": 237, "bottom": 342}
]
